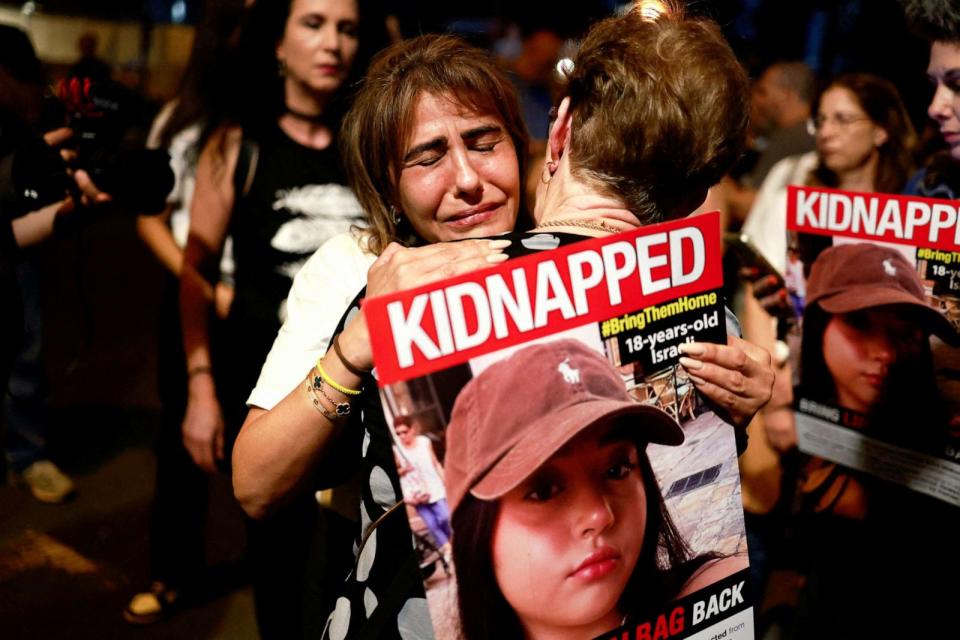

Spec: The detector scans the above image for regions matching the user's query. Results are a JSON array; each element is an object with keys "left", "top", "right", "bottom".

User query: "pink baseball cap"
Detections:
[
  {"left": 806, "top": 243, "right": 959, "bottom": 345},
  {"left": 444, "top": 339, "right": 684, "bottom": 513}
]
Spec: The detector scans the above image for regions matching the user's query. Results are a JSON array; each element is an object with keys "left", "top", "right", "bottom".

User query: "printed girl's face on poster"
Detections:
[
  {"left": 821, "top": 308, "right": 923, "bottom": 413},
  {"left": 490, "top": 421, "right": 646, "bottom": 635}
]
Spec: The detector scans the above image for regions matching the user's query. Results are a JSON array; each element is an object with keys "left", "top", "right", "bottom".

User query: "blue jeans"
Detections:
[
  {"left": 3, "top": 258, "right": 49, "bottom": 473},
  {"left": 416, "top": 498, "right": 451, "bottom": 548}
]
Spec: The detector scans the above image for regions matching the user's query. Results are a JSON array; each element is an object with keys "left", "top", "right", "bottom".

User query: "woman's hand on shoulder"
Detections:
[
  {"left": 679, "top": 335, "right": 775, "bottom": 430},
  {"left": 365, "top": 239, "right": 511, "bottom": 299},
  {"left": 337, "top": 239, "right": 512, "bottom": 370}
]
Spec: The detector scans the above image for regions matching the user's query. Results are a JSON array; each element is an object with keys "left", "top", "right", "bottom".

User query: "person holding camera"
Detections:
[{"left": 1, "top": 25, "right": 112, "bottom": 504}]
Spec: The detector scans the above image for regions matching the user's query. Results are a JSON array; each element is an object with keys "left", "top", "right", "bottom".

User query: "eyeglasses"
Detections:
[{"left": 807, "top": 112, "right": 871, "bottom": 135}]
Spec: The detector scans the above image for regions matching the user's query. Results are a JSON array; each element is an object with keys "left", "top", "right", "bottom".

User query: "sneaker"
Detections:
[
  {"left": 15, "top": 460, "right": 76, "bottom": 503},
  {"left": 123, "top": 582, "right": 181, "bottom": 625}
]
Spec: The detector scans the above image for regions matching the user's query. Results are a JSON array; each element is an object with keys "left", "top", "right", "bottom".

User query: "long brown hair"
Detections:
[
  {"left": 452, "top": 440, "right": 712, "bottom": 640},
  {"left": 339, "top": 34, "right": 529, "bottom": 255}
]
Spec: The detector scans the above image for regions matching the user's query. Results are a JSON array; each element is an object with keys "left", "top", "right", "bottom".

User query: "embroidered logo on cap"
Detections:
[
  {"left": 558, "top": 358, "right": 580, "bottom": 384},
  {"left": 883, "top": 258, "right": 897, "bottom": 277}
]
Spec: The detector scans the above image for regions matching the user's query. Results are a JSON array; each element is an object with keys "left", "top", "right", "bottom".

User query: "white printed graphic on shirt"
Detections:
[
  {"left": 271, "top": 184, "right": 364, "bottom": 254},
  {"left": 271, "top": 184, "right": 364, "bottom": 279}
]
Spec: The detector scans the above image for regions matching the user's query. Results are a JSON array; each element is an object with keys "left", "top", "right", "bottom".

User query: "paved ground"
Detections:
[
  {"left": 0, "top": 412, "right": 257, "bottom": 640},
  {"left": 1, "top": 215, "right": 257, "bottom": 639},
  {"left": 423, "top": 558, "right": 457, "bottom": 640},
  {"left": 650, "top": 411, "right": 749, "bottom": 557}
]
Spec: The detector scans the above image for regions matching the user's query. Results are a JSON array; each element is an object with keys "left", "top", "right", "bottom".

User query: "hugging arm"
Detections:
[{"left": 232, "top": 239, "right": 509, "bottom": 518}]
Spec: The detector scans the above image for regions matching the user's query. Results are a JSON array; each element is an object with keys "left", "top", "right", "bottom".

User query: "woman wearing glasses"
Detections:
[
  {"left": 742, "top": 73, "right": 915, "bottom": 275},
  {"left": 739, "top": 73, "right": 915, "bottom": 447},
  {"left": 808, "top": 74, "right": 915, "bottom": 195}
]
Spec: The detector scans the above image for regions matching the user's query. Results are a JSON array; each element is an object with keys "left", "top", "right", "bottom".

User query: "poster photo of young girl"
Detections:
[{"left": 378, "top": 329, "right": 751, "bottom": 640}]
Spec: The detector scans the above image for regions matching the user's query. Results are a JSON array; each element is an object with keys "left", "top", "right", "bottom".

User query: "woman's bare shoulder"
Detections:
[{"left": 676, "top": 554, "right": 749, "bottom": 598}]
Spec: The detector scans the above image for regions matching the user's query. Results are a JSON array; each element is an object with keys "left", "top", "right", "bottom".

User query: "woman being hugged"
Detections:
[{"left": 529, "top": 5, "right": 773, "bottom": 429}]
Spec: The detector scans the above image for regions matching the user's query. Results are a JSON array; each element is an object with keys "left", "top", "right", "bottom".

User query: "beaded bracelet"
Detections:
[{"left": 315, "top": 361, "right": 361, "bottom": 396}]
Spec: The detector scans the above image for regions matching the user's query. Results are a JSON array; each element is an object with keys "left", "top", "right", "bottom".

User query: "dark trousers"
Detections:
[
  {"left": 149, "top": 282, "right": 354, "bottom": 638},
  {"left": 3, "top": 258, "right": 50, "bottom": 473},
  {"left": 148, "top": 278, "right": 208, "bottom": 585}
]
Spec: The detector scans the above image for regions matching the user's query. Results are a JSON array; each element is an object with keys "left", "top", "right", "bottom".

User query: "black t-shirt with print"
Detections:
[{"left": 218, "top": 126, "right": 364, "bottom": 426}]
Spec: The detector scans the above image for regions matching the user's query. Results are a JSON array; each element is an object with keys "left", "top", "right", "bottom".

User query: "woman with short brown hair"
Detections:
[{"left": 556, "top": 8, "right": 749, "bottom": 224}]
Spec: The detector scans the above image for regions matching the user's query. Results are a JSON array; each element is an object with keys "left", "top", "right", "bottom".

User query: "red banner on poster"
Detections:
[
  {"left": 787, "top": 185, "right": 960, "bottom": 252},
  {"left": 363, "top": 212, "right": 723, "bottom": 384}
]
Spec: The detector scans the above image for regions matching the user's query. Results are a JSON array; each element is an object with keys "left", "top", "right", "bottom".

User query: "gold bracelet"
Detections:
[
  {"left": 308, "top": 368, "right": 352, "bottom": 418},
  {"left": 304, "top": 376, "right": 347, "bottom": 422},
  {"left": 315, "top": 361, "right": 361, "bottom": 396}
]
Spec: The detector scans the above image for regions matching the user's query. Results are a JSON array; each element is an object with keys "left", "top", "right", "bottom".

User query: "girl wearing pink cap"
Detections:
[
  {"left": 798, "top": 243, "right": 953, "bottom": 444},
  {"left": 444, "top": 340, "right": 746, "bottom": 640},
  {"left": 791, "top": 241, "right": 958, "bottom": 638},
  {"left": 452, "top": 428, "right": 743, "bottom": 640},
  {"left": 796, "top": 242, "right": 954, "bottom": 518}
]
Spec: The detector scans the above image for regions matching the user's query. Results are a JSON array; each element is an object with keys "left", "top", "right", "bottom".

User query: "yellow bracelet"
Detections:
[{"left": 315, "top": 361, "right": 362, "bottom": 396}]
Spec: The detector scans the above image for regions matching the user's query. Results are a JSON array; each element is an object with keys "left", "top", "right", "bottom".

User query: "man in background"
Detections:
[{"left": 726, "top": 61, "right": 815, "bottom": 226}]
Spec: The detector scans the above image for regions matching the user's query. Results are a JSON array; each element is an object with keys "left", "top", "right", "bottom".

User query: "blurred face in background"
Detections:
[
  {"left": 394, "top": 421, "right": 416, "bottom": 447},
  {"left": 751, "top": 67, "right": 785, "bottom": 136},
  {"left": 927, "top": 41, "right": 960, "bottom": 160},
  {"left": 276, "top": 0, "right": 359, "bottom": 101},
  {"left": 814, "top": 86, "right": 887, "bottom": 181}
]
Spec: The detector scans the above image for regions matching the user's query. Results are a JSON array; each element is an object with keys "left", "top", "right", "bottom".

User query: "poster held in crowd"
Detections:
[
  {"left": 364, "top": 213, "right": 754, "bottom": 640},
  {"left": 786, "top": 185, "right": 960, "bottom": 506}
]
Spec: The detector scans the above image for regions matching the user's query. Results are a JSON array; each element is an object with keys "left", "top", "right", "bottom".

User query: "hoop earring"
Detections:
[{"left": 390, "top": 206, "right": 401, "bottom": 225}]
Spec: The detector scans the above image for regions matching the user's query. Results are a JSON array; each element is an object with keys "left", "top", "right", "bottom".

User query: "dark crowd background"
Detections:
[{"left": 0, "top": 0, "right": 949, "bottom": 639}]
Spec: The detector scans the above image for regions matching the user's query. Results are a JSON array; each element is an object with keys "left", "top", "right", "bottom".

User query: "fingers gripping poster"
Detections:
[{"left": 363, "top": 213, "right": 754, "bottom": 640}]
